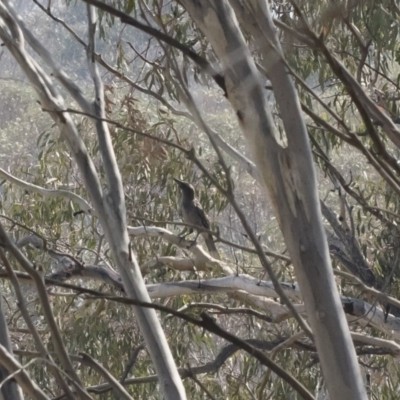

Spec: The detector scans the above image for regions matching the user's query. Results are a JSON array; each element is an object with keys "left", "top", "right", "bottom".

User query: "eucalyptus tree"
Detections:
[{"left": 0, "top": 0, "right": 399, "bottom": 399}]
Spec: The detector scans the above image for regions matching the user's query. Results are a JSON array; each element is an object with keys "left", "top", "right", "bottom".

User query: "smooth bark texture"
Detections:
[
  {"left": 0, "top": 3, "right": 186, "bottom": 399},
  {"left": 179, "top": 1, "right": 366, "bottom": 398}
]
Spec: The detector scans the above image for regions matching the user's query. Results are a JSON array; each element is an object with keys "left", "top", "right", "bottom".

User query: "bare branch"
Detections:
[
  {"left": 0, "top": 344, "right": 50, "bottom": 400},
  {"left": 79, "top": 353, "right": 134, "bottom": 400},
  {"left": 0, "top": 167, "right": 94, "bottom": 215}
]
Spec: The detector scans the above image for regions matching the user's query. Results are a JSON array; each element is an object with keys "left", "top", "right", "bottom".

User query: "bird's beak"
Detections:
[{"left": 173, "top": 178, "right": 184, "bottom": 185}]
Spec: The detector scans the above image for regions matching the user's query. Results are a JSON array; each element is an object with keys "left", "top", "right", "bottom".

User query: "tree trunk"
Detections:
[{"left": 179, "top": 1, "right": 367, "bottom": 398}]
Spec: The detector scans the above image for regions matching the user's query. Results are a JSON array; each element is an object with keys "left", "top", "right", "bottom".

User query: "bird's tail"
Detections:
[{"left": 204, "top": 233, "right": 221, "bottom": 260}]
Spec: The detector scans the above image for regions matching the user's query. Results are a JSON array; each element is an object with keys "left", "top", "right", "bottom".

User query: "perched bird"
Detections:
[{"left": 174, "top": 178, "right": 220, "bottom": 259}]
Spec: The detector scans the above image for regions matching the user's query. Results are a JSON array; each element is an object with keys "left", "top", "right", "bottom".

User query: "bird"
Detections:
[{"left": 173, "top": 178, "right": 220, "bottom": 259}]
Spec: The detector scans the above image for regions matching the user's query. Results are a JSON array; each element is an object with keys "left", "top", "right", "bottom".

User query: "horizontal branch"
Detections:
[{"left": 1, "top": 267, "right": 399, "bottom": 340}]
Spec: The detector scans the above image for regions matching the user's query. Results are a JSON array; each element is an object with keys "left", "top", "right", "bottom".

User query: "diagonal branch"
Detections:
[
  {"left": 81, "top": 0, "right": 226, "bottom": 94},
  {"left": 0, "top": 167, "right": 94, "bottom": 215}
]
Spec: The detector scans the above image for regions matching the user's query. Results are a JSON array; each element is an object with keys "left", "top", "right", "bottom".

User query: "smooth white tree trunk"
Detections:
[
  {"left": 179, "top": 1, "right": 367, "bottom": 398},
  {"left": 0, "top": 3, "right": 186, "bottom": 399}
]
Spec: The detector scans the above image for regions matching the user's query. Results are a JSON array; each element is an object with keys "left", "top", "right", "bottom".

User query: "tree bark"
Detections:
[
  {"left": 0, "top": 3, "right": 186, "bottom": 399},
  {"left": 179, "top": 1, "right": 367, "bottom": 398},
  {"left": 0, "top": 296, "right": 24, "bottom": 400}
]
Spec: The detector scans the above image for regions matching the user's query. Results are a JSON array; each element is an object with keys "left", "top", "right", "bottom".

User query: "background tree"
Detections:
[{"left": 0, "top": 0, "right": 399, "bottom": 399}]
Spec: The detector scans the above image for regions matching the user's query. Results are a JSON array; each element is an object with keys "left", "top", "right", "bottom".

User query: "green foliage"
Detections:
[{"left": 2, "top": 0, "right": 400, "bottom": 398}]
